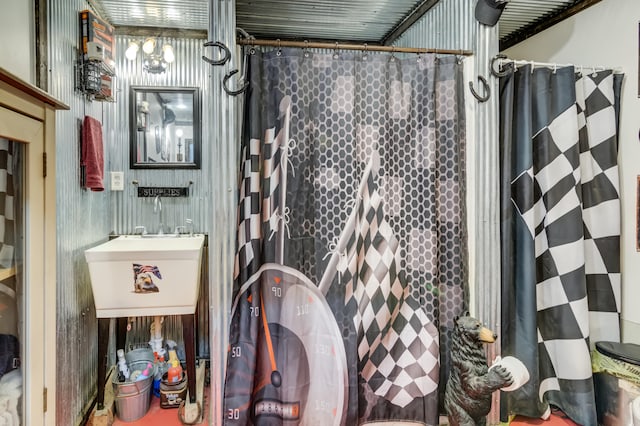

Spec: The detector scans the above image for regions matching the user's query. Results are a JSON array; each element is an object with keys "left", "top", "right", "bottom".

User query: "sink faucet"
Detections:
[
  {"left": 134, "top": 225, "right": 147, "bottom": 235},
  {"left": 153, "top": 195, "right": 164, "bottom": 235},
  {"left": 174, "top": 219, "right": 194, "bottom": 237}
]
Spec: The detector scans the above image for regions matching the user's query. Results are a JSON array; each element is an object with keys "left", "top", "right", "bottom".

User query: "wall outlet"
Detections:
[{"left": 111, "top": 171, "right": 124, "bottom": 191}]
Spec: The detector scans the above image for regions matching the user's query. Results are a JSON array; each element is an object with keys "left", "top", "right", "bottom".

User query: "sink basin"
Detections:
[{"left": 84, "top": 234, "right": 205, "bottom": 318}]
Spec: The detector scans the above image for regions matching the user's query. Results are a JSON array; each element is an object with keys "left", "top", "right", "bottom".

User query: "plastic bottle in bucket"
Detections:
[
  {"left": 135, "top": 363, "right": 153, "bottom": 381},
  {"left": 117, "top": 349, "right": 130, "bottom": 382}
]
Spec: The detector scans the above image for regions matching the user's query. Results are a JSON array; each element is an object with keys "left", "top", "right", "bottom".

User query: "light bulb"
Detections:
[
  {"left": 162, "top": 44, "right": 175, "bottom": 63},
  {"left": 125, "top": 42, "right": 139, "bottom": 61},
  {"left": 176, "top": 128, "right": 183, "bottom": 137},
  {"left": 142, "top": 38, "right": 156, "bottom": 54}
]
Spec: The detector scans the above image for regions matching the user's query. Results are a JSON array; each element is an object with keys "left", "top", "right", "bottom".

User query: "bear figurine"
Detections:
[{"left": 444, "top": 315, "right": 513, "bottom": 426}]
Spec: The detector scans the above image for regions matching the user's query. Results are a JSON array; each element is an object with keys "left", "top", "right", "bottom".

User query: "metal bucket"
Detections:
[
  {"left": 112, "top": 360, "right": 154, "bottom": 422},
  {"left": 124, "top": 347, "right": 154, "bottom": 366}
]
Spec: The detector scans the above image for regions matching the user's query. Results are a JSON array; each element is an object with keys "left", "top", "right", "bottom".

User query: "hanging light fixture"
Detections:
[
  {"left": 125, "top": 41, "right": 139, "bottom": 61},
  {"left": 125, "top": 37, "right": 175, "bottom": 74},
  {"left": 142, "top": 38, "right": 156, "bottom": 55},
  {"left": 162, "top": 44, "right": 175, "bottom": 64}
]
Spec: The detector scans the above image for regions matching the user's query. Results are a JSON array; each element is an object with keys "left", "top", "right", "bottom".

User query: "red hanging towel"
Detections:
[{"left": 82, "top": 115, "right": 104, "bottom": 191}]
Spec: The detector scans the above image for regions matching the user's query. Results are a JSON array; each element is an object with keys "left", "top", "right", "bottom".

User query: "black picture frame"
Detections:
[{"left": 129, "top": 86, "right": 201, "bottom": 169}]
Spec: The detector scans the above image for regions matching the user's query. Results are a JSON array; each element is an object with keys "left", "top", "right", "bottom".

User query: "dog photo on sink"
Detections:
[{"left": 132, "top": 263, "right": 162, "bottom": 293}]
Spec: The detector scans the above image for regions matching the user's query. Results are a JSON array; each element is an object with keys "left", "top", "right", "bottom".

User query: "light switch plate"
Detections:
[{"left": 111, "top": 171, "right": 124, "bottom": 191}]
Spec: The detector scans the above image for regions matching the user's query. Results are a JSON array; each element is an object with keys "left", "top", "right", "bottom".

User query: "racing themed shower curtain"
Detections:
[
  {"left": 222, "top": 48, "right": 467, "bottom": 425},
  {"left": 500, "top": 64, "right": 623, "bottom": 426}
]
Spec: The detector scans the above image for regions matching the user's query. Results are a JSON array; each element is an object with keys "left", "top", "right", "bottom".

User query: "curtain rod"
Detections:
[
  {"left": 497, "top": 57, "right": 623, "bottom": 74},
  {"left": 236, "top": 38, "right": 473, "bottom": 56}
]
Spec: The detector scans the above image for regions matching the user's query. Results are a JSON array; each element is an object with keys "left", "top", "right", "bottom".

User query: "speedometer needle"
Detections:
[{"left": 260, "top": 290, "right": 281, "bottom": 387}]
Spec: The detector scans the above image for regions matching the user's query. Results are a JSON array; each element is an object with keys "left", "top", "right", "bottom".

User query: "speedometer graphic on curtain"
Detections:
[{"left": 225, "top": 264, "right": 348, "bottom": 425}]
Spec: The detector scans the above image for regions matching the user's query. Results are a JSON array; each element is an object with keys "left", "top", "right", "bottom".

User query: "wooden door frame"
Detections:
[{"left": 0, "top": 67, "right": 67, "bottom": 426}]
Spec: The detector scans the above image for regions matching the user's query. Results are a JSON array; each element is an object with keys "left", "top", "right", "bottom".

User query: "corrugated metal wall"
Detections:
[
  {"left": 394, "top": 0, "right": 502, "bottom": 422},
  {"left": 49, "top": 2, "right": 214, "bottom": 424},
  {"left": 108, "top": 34, "right": 212, "bottom": 362},
  {"left": 208, "top": 0, "right": 238, "bottom": 422},
  {"left": 48, "top": 1, "right": 113, "bottom": 424},
  {"left": 394, "top": 0, "right": 474, "bottom": 51},
  {"left": 110, "top": 35, "right": 210, "bottom": 237}
]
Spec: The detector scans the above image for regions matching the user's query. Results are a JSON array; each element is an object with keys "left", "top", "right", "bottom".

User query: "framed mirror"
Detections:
[{"left": 130, "top": 86, "right": 201, "bottom": 169}]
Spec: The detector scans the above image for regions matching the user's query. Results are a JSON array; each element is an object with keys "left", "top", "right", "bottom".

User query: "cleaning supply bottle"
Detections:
[
  {"left": 135, "top": 362, "right": 153, "bottom": 381},
  {"left": 153, "top": 354, "right": 166, "bottom": 397},
  {"left": 167, "top": 350, "right": 183, "bottom": 383},
  {"left": 116, "top": 349, "right": 130, "bottom": 382}
]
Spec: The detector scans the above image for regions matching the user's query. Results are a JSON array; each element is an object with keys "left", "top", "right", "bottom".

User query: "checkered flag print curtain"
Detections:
[
  {"left": 340, "top": 166, "right": 440, "bottom": 408},
  {"left": 0, "top": 139, "right": 15, "bottom": 269},
  {"left": 500, "top": 65, "right": 623, "bottom": 426},
  {"left": 0, "top": 138, "right": 19, "bottom": 377}
]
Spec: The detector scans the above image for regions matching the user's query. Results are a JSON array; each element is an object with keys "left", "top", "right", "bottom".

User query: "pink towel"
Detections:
[{"left": 82, "top": 116, "right": 104, "bottom": 191}]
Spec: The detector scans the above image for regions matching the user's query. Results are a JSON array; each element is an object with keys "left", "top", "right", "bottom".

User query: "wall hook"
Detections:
[
  {"left": 490, "top": 53, "right": 510, "bottom": 78},
  {"left": 202, "top": 41, "right": 231, "bottom": 66},
  {"left": 236, "top": 27, "right": 251, "bottom": 40},
  {"left": 469, "top": 75, "right": 490, "bottom": 102},
  {"left": 223, "top": 69, "right": 249, "bottom": 96}
]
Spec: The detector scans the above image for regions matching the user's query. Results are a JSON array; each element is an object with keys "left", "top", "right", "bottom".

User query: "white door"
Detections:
[{"left": 0, "top": 103, "right": 54, "bottom": 426}]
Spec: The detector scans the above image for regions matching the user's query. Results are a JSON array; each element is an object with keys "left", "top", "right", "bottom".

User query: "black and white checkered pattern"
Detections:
[
  {"left": 233, "top": 137, "right": 262, "bottom": 282},
  {"left": 509, "top": 70, "right": 620, "bottom": 420},
  {"left": 234, "top": 98, "right": 290, "bottom": 281},
  {"left": 575, "top": 71, "right": 620, "bottom": 343},
  {"left": 341, "top": 171, "right": 439, "bottom": 408},
  {"left": 263, "top": 113, "right": 285, "bottom": 238},
  {"left": 0, "top": 139, "right": 15, "bottom": 269}
]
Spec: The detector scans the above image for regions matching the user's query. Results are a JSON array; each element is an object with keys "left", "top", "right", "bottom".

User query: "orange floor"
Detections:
[
  {"left": 112, "top": 387, "right": 209, "bottom": 426},
  {"left": 110, "top": 393, "right": 573, "bottom": 426},
  {"left": 511, "top": 412, "right": 579, "bottom": 425}
]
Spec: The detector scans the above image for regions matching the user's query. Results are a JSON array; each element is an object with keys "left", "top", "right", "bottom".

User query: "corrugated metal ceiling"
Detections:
[
  {"left": 93, "top": 0, "right": 210, "bottom": 31},
  {"left": 92, "top": 0, "right": 436, "bottom": 42},
  {"left": 235, "top": 0, "right": 430, "bottom": 42},
  {"left": 91, "top": 0, "right": 599, "bottom": 46}
]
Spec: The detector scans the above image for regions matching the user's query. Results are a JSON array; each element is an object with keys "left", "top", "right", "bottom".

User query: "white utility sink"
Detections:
[{"left": 84, "top": 234, "right": 205, "bottom": 318}]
